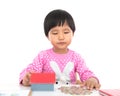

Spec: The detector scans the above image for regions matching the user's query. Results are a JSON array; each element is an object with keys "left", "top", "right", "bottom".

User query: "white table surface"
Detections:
[{"left": 0, "top": 83, "right": 100, "bottom": 96}]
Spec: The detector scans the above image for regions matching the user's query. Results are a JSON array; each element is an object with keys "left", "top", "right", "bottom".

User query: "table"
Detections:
[{"left": 0, "top": 83, "right": 100, "bottom": 96}]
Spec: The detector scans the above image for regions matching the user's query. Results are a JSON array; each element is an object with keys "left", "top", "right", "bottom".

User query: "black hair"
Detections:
[{"left": 44, "top": 9, "right": 76, "bottom": 37}]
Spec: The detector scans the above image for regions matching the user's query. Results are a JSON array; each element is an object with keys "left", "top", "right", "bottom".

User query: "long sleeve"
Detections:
[
  {"left": 19, "top": 52, "right": 44, "bottom": 84},
  {"left": 75, "top": 54, "right": 97, "bottom": 82}
]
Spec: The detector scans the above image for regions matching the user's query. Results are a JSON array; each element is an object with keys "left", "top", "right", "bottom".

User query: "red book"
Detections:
[
  {"left": 30, "top": 73, "right": 56, "bottom": 84},
  {"left": 99, "top": 89, "right": 120, "bottom": 96}
]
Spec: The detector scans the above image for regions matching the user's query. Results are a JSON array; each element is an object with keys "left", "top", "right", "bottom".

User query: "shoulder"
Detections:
[
  {"left": 69, "top": 49, "right": 84, "bottom": 60},
  {"left": 69, "top": 49, "right": 81, "bottom": 57},
  {"left": 37, "top": 48, "right": 52, "bottom": 57}
]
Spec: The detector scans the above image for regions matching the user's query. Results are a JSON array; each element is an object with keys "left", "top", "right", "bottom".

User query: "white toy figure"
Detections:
[{"left": 50, "top": 61, "right": 74, "bottom": 85}]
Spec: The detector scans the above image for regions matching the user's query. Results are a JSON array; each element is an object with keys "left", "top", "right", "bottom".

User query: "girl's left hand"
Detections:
[{"left": 82, "top": 77, "right": 101, "bottom": 90}]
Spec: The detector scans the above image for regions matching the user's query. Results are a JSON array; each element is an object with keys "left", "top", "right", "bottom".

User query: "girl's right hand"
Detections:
[{"left": 22, "top": 72, "right": 31, "bottom": 86}]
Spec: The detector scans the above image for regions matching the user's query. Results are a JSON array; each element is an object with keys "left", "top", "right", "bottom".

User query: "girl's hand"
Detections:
[
  {"left": 76, "top": 80, "right": 82, "bottom": 85},
  {"left": 22, "top": 72, "right": 31, "bottom": 86},
  {"left": 82, "top": 77, "right": 101, "bottom": 90}
]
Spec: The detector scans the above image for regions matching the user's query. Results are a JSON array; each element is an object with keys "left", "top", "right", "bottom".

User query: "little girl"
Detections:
[{"left": 19, "top": 9, "right": 101, "bottom": 90}]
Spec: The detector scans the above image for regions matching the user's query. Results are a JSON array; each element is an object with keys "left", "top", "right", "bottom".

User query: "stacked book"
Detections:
[
  {"left": 30, "top": 73, "right": 55, "bottom": 91},
  {"left": 99, "top": 89, "right": 120, "bottom": 96}
]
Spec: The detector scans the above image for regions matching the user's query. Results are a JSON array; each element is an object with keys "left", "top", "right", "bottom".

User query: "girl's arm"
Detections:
[{"left": 19, "top": 52, "right": 44, "bottom": 85}]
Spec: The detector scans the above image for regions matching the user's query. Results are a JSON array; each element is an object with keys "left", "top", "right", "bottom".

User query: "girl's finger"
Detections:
[
  {"left": 76, "top": 80, "right": 82, "bottom": 85},
  {"left": 95, "top": 83, "right": 101, "bottom": 90},
  {"left": 89, "top": 83, "right": 94, "bottom": 90}
]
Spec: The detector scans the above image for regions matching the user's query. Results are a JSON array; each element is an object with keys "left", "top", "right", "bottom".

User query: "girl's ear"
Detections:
[{"left": 47, "top": 34, "right": 52, "bottom": 42}]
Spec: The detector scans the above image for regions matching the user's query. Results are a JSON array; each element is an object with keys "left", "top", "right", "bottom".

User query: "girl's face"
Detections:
[{"left": 48, "top": 23, "right": 74, "bottom": 54}]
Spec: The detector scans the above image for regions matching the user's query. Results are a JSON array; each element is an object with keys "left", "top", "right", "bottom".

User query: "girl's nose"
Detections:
[{"left": 58, "top": 33, "right": 65, "bottom": 40}]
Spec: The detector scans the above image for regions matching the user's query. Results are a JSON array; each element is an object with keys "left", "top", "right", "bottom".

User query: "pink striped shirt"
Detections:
[{"left": 19, "top": 48, "right": 97, "bottom": 84}]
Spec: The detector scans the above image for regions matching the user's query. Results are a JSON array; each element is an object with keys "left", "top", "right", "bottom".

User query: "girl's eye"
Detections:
[
  {"left": 52, "top": 33, "right": 58, "bottom": 35},
  {"left": 64, "top": 32, "right": 70, "bottom": 34}
]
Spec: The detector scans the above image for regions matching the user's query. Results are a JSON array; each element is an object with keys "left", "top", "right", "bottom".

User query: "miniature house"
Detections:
[{"left": 30, "top": 73, "right": 55, "bottom": 91}]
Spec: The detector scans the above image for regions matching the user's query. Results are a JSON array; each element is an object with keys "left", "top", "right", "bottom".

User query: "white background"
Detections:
[{"left": 0, "top": 0, "right": 120, "bottom": 89}]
